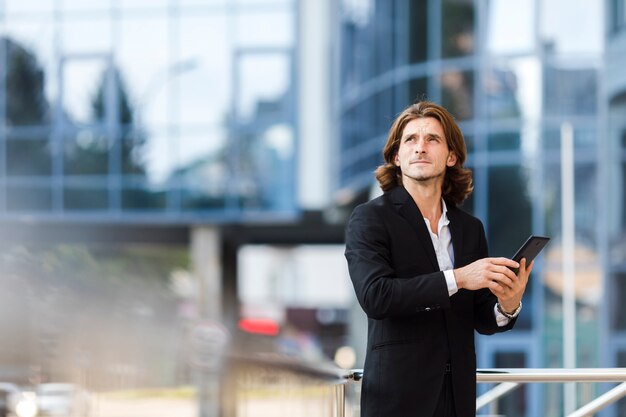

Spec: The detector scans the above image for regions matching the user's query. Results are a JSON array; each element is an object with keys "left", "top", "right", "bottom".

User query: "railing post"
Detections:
[
  {"left": 567, "top": 381, "right": 626, "bottom": 417},
  {"left": 336, "top": 383, "right": 345, "bottom": 417},
  {"left": 476, "top": 382, "right": 520, "bottom": 411}
]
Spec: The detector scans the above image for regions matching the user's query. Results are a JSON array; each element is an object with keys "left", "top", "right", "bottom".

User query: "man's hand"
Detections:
[
  {"left": 454, "top": 257, "right": 532, "bottom": 312},
  {"left": 495, "top": 258, "right": 533, "bottom": 313}
]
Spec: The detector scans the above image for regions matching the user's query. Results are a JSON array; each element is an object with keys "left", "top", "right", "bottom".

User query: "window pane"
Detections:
[
  {"left": 487, "top": 165, "right": 533, "bottom": 322},
  {"left": 542, "top": 162, "right": 598, "bottom": 246},
  {"left": 60, "top": 17, "right": 111, "bottom": 55},
  {"left": 608, "top": 161, "right": 626, "bottom": 262},
  {"left": 5, "top": 0, "right": 54, "bottom": 14},
  {"left": 486, "top": 0, "right": 534, "bottom": 55},
  {"left": 408, "top": 0, "right": 427, "bottom": 63},
  {"left": 369, "top": 1, "right": 394, "bottom": 77},
  {"left": 179, "top": 15, "right": 229, "bottom": 126},
  {"left": 177, "top": 127, "right": 226, "bottom": 178},
  {"left": 236, "top": 53, "right": 291, "bottom": 122},
  {"left": 409, "top": 76, "right": 428, "bottom": 104},
  {"left": 122, "top": 186, "right": 167, "bottom": 211},
  {"left": 440, "top": 69, "right": 474, "bottom": 121},
  {"left": 487, "top": 131, "right": 521, "bottom": 151},
  {"left": 6, "top": 183, "right": 52, "bottom": 211},
  {"left": 608, "top": 95, "right": 626, "bottom": 262},
  {"left": 2, "top": 34, "right": 52, "bottom": 127},
  {"left": 62, "top": 58, "right": 109, "bottom": 126},
  {"left": 544, "top": 65, "right": 598, "bottom": 117},
  {"left": 64, "top": 186, "right": 108, "bottom": 210},
  {"left": 611, "top": 273, "right": 626, "bottom": 330},
  {"left": 494, "top": 352, "right": 527, "bottom": 417},
  {"left": 64, "top": 131, "right": 108, "bottom": 176},
  {"left": 488, "top": 165, "right": 532, "bottom": 255},
  {"left": 540, "top": 0, "right": 603, "bottom": 55},
  {"left": 441, "top": 0, "right": 475, "bottom": 58},
  {"left": 236, "top": 11, "right": 293, "bottom": 48},
  {"left": 618, "top": 350, "right": 626, "bottom": 417},
  {"left": 6, "top": 136, "right": 52, "bottom": 176}
]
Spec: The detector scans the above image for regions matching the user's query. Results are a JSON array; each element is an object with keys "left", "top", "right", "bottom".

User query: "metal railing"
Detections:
[
  {"left": 228, "top": 355, "right": 626, "bottom": 416},
  {"left": 345, "top": 368, "right": 626, "bottom": 417}
]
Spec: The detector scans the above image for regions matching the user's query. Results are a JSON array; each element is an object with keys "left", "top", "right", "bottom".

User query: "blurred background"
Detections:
[{"left": 1, "top": 0, "right": 625, "bottom": 416}]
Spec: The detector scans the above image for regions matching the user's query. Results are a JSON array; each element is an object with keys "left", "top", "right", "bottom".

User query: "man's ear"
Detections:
[{"left": 447, "top": 152, "right": 457, "bottom": 167}]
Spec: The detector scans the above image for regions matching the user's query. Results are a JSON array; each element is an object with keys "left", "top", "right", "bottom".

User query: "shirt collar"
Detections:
[{"left": 440, "top": 199, "right": 450, "bottom": 227}]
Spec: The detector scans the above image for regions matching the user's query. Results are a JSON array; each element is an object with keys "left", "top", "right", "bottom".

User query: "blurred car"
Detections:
[
  {"left": 0, "top": 382, "right": 20, "bottom": 417},
  {"left": 36, "top": 383, "right": 90, "bottom": 417}
]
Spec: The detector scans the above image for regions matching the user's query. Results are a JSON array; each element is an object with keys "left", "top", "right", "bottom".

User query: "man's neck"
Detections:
[{"left": 403, "top": 180, "right": 443, "bottom": 222}]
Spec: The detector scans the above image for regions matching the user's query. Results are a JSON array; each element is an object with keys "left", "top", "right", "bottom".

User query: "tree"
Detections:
[
  {"left": 64, "top": 67, "right": 146, "bottom": 177},
  {"left": 91, "top": 67, "right": 146, "bottom": 176},
  {"left": 2, "top": 36, "right": 51, "bottom": 178}
]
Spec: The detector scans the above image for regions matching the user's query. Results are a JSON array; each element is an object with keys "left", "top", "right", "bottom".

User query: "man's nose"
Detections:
[{"left": 414, "top": 137, "right": 426, "bottom": 153}]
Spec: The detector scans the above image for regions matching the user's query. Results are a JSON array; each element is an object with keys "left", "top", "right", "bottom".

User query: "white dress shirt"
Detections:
[{"left": 422, "top": 199, "right": 515, "bottom": 327}]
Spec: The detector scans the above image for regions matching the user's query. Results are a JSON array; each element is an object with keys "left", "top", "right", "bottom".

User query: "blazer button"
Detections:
[{"left": 425, "top": 307, "right": 431, "bottom": 311}]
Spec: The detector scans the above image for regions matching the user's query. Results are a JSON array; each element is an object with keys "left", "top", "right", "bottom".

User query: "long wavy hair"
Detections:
[{"left": 374, "top": 101, "right": 473, "bottom": 206}]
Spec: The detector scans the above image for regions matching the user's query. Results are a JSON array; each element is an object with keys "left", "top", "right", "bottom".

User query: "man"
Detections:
[{"left": 344, "top": 101, "right": 531, "bottom": 417}]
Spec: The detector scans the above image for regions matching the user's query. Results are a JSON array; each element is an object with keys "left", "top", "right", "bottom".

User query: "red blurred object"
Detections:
[{"left": 238, "top": 318, "right": 280, "bottom": 336}]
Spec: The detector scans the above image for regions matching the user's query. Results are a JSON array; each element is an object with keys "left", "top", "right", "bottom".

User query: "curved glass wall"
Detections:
[
  {"left": 337, "top": 0, "right": 624, "bottom": 415},
  {"left": 0, "top": 0, "right": 297, "bottom": 221}
]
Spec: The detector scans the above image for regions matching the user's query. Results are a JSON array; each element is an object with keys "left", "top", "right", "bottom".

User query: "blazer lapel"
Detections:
[
  {"left": 446, "top": 203, "right": 464, "bottom": 268},
  {"left": 389, "top": 186, "right": 440, "bottom": 271}
]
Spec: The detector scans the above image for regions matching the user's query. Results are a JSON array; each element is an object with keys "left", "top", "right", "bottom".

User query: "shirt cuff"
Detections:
[
  {"left": 494, "top": 302, "right": 523, "bottom": 327},
  {"left": 443, "top": 270, "right": 458, "bottom": 297}
]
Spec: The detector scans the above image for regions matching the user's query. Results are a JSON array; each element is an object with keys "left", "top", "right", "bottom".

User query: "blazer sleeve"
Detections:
[
  {"left": 344, "top": 204, "right": 451, "bottom": 320},
  {"left": 472, "top": 221, "right": 517, "bottom": 334}
]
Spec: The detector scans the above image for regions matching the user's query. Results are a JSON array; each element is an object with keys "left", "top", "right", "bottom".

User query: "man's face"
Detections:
[{"left": 394, "top": 117, "right": 457, "bottom": 185}]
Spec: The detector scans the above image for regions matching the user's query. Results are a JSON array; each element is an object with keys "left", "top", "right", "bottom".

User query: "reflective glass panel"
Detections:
[
  {"left": 487, "top": 165, "right": 532, "bottom": 259},
  {"left": 611, "top": 272, "right": 626, "bottom": 330},
  {"left": 181, "top": 184, "right": 227, "bottom": 210},
  {"left": 61, "top": 58, "right": 109, "bottom": 126},
  {"left": 235, "top": 52, "right": 290, "bottom": 122},
  {"left": 144, "top": 132, "right": 174, "bottom": 186},
  {"left": 122, "top": 185, "right": 167, "bottom": 210},
  {"left": 440, "top": 69, "right": 474, "bottom": 121},
  {"left": 64, "top": 185, "right": 108, "bottom": 210},
  {"left": 6, "top": 183, "right": 52, "bottom": 211},
  {"left": 495, "top": 352, "right": 527, "bottom": 416},
  {"left": 486, "top": 0, "right": 534, "bottom": 55},
  {"left": 179, "top": 15, "right": 230, "bottom": 126},
  {"left": 1, "top": 30, "right": 53, "bottom": 127},
  {"left": 408, "top": 0, "right": 427, "bottom": 63},
  {"left": 409, "top": 76, "right": 428, "bottom": 104},
  {"left": 60, "top": 0, "right": 111, "bottom": 13},
  {"left": 540, "top": 0, "right": 603, "bottom": 55},
  {"left": 235, "top": 10, "right": 293, "bottom": 47},
  {"left": 60, "top": 17, "right": 111, "bottom": 55},
  {"left": 486, "top": 58, "right": 541, "bottom": 120},
  {"left": 5, "top": 0, "right": 54, "bottom": 14},
  {"left": 620, "top": 350, "right": 626, "bottom": 416},
  {"left": 487, "top": 131, "right": 521, "bottom": 151},
  {"left": 6, "top": 135, "right": 52, "bottom": 176},
  {"left": 544, "top": 64, "right": 598, "bottom": 117},
  {"left": 542, "top": 126, "right": 597, "bottom": 152},
  {"left": 542, "top": 162, "right": 598, "bottom": 247},
  {"left": 177, "top": 126, "right": 227, "bottom": 180},
  {"left": 64, "top": 130, "right": 108, "bottom": 176},
  {"left": 441, "top": 0, "right": 475, "bottom": 58},
  {"left": 118, "top": 16, "right": 169, "bottom": 129}
]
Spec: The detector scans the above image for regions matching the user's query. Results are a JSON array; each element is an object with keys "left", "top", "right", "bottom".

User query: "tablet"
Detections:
[{"left": 511, "top": 235, "right": 550, "bottom": 266}]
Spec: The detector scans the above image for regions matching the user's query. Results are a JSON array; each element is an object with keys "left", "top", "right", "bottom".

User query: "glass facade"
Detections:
[
  {"left": 336, "top": 0, "right": 625, "bottom": 415},
  {"left": 0, "top": 0, "right": 297, "bottom": 221}
]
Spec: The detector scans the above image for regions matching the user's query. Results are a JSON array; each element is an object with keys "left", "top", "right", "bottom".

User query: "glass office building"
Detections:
[
  {"left": 336, "top": 0, "right": 626, "bottom": 415},
  {"left": 0, "top": 0, "right": 297, "bottom": 222}
]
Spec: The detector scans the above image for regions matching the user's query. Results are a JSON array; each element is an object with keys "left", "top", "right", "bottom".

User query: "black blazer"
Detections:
[{"left": 345, "top": 186, "right": 516, "bottom": 417}]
